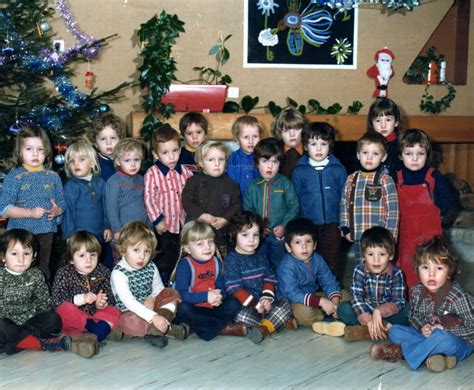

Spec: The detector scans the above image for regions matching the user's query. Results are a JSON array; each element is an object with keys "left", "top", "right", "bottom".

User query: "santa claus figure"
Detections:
[{"left": 367, "top": 47, "right": 395, "bottom": 98}]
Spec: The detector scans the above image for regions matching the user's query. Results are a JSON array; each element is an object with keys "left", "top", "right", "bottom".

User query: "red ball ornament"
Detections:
[{"left": 85, "top": 70, "right": 94, "bottom": 89}]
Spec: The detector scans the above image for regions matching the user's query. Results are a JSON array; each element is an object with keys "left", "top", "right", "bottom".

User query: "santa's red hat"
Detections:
[{"left": 374, "top": 47, "right": 395, "bottom": 60}]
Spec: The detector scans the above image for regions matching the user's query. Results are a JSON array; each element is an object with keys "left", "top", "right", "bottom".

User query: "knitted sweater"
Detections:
[
  {"left": 0, "top": 267, "right": 51, "bottom": 325},
  {"left": 98, "top": 153, "right": 116, "bottom": 182},
  {"left": 227, "top": 149, "right": 259, "bottom": 198}
]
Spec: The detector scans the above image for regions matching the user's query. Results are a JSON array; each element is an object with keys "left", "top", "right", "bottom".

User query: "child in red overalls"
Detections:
[{"left": 396, "top": 129, "right": 452, "bottom": 289}]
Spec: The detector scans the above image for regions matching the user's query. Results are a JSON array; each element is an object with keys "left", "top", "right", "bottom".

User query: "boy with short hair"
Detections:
[
  {"left": 177, "top": 112, "right": 208, "bottom": 172},
  {"left": 243, "top": 138, "right": 299, "bottom": 270},
  {"left": 277, "top": 218, "right": 343, "bottom": 334},
  {"left": 144, "top": 125, "right": 193, "bottom": 285},
  {"left": 339, "top": 132, "right": 399, "bottom": 264},
  {"left": 335, "top": 226, "right": 408, "bottom": 341}
]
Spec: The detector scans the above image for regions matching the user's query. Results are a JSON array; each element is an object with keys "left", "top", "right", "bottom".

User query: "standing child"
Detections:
[
  {"left": 52, "top": 231, "right": 121, "bottom": 344},
  {"left": 370, "top": 237, "right": 473, "bottom": 373},
  {"left": 182, "top": 141, "right": 241, "bottom": 258},
  {"left": 367, "top": 97, "right": 403, "bottom": 179},
  {"left": 292, "top": 122, "right": 347, "bottom": 279},
  {"left": 396, "top": 128, "right": 451, "bottom": 289},
  {"left": 0, "top": 229, "right": 98, "bottom": 358},
  {"left": 277, "top": 218, "right": 343, "bottom": 335},
  {"left": 244, "top": 138, "right": 299, "bottom": 271},
  {"left": 0, "top": 125, "right": 65, "bottom": 282},
  {"left": 271, "top": 108, "right": 306, "bottom": 178},
  {"left": 173, "top": 220, "right": 241, "bottom": 341},
  {"left": 177, "top": 112, "right": 208, "bottom": 172},
  {"left": 227, "top": 115, "right": 263, "bottom": 198},
  {"left": 111, "top": 221, "right": 185, "bottom": 349},
  {"left": 225, "top": 211, "right": 293, "bottom": 344},
  {"left": 88, "top": 112, "right": 125, "bottom": 182},
  {"left": 340, "top": 132, "right": 399, "bottom": 264},
  {"left": 336, "top": 226, "right": 408, "bottom": 342},
  {"left": 62, "top": 140, "right": 112, "bottom": 247},
  {"left": 144, "top": 125, "right": 193, "bottom": 285}
]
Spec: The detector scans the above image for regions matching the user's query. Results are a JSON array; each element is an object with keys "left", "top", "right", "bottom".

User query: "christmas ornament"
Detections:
[
  {"left": 2, "top": 43, "right": 13, "bottom": 56},
  {"left": 367, "top": 47, "right": 395, "bottom": 98},
  {"left": 330, "top": 38, "right": 352, "bottom": 65},
  {"left": 54, "top": 153, "right": 65, "bottom": 165},
  {"left": 99, "top": 104, "right": 110, "bottom": 113},
  {"left": 85, "top": 70, "right": 94, "bottom": 89},
  {"left": 9, "top": 123, "right": 21, "bottom": 135},
  {"left": 54, "top": 143, "right": 68, "bottom": 165}
]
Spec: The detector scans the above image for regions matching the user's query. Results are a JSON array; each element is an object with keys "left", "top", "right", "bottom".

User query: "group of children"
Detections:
[{"left": 0, "top": 99, "right": 472, "bottom": 373}]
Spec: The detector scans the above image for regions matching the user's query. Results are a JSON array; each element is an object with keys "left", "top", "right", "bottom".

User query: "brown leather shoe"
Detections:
[
  {"left": 167, "top": 323, "right": 190, "bottom": 340},
  {"left": 344, "top": 325, "right": 372, "bottom": 341},
  {"left": 219, "top": 322, "right": 248, "bottom": 337},
  {"left": 369, "top": 343, "right": 403, "bottom": 362},
  {"left": 426, "top": 355, "right": 457, "bottom": 373}
]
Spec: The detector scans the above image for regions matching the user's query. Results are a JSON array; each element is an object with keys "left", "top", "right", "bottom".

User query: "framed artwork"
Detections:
[{"left": 244, "top": 0, "right": 358, "bottom": 69}]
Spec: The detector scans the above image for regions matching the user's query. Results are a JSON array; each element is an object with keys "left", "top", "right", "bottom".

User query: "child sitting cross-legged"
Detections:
[
  {"left": 277, "top": 218, "right": 343, "bottom": 336},
  {"left": 370, "top": 237, "right": 473, "bottom": 373},
  {"left": 336, "top": 226, "right": 408, "bottom": 342}
]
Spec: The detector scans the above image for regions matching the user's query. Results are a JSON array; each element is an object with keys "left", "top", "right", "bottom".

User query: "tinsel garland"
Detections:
[{"left": 313, "top": 0, "right": 421, "bottom": 10}]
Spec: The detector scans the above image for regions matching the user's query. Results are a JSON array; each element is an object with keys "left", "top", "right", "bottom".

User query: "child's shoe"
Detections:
[
  {"left": 167, "top": 323, "right": 190, "bottom": 340},
  {"left": 285, "top": 318, "right": 299, "bottom": 330},
  {"left": 39, "top": 335, "right": 70, "bottom": 352},
  {"left": 69, "top": 333, "right": 100, "bottom": 358},
  {"left": 344, "top": 325, "right": 372, "bottom": 341},
  {"left": 106, "top": 328, "right": 125, "bottom": 342},
  {"left": 248, "top": 326, "right": 270, "bottom": 344},
  {"left": 144, "top": 335, "right": 168, "bottom": 349},
  {"left": 312, "top": 321, "right": 345, "bottom": 337},
  {"left": 219, "top": 322, "right": 247, "bottom": 337},
  {"left": 426, "top": 355, "right": 457, "bottom": 373},
  {"left": 368, "top": 343, "right": 403, "bottom": 362}
]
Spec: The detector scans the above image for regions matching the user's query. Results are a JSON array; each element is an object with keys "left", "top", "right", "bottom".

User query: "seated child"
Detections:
[
  {"left": 173, "top": 220, "right": 241, "bottom": 341},
  {"left": 177, "top": 112, "right": 208, "bottom": 172},
  {"left": 52, "top": 231, "right": 121, "bottom": 343},
  {"left": 0, "top": 229, "right": 97, "bottom": 358},
  {"left": 277, "top": 218, "right": 343, "bottom": 335},
  {"left": 111, "top": 221, "right": 185, "bottom": 349},
  {"left": 227, "top": 115, "right": 263, "bottom": 198},
  {"left": 182, "top": 141, "right": 241, "bottom": 258},
  {"left": 336, "top": 226, "right": 408, "bottom": 341},
  {"left": 225, "top": 211, "right": 293, "bottom": 344},
  {"left": 370, "top": 237, "right": 473, "bottom": 373}
]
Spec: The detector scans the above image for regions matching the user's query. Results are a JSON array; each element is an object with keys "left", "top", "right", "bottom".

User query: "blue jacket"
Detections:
[
  {"left": 277, "top": 252, "right": 341, "bottom": 304},
  {"left": 291, "top": 154, "right": 347, "bottom": 225},
  {"left": 227, "top": 149, "right": 259, "bottom": 199}
]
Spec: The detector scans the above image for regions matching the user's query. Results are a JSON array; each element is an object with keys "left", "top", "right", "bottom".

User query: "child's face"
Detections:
[
  {"left": 184, "top": 123, "right": 206, "bottom": 150},
  {"left": 184, "top": 238, "right": 216, "bottom": 262},
  {"left": 363, "top": 245, "right": 392, "bottom": 274},
  {"left": 3, "top": 241, "right": 34, "bottom": 273},
  {"left": 285, "top": 234, "right": 315, "bottom": 262},
  {"left": 72, "top": 244, "right": 99, "bottom": 276},
  {"left": 307, "top": 137, "right": 330, "bottom": 162},
  {"left": 418, "top": 258, "right": 449, "bottom": 293},
  {"left": 95, "top": 126, "right": 120, "bottom": 158},
  {"left": 67, "top": 154, "right": 93, "bottom": 178},
  {"left": 116, "top": 150, "right": 142, "bottom": 176},
  {"left": 153, "top": 139, "right": 181, "bottom": 169},
  {"left": 281, "top": 127, "right": 302, "bottom": 148},
  {"left": 21, "top": 137, "right": 45, "bottom": 167},
  {"left": 237, "top": 125, "right": 260, "bottom": 154},
  {"left": 257, "top": 156, "right": 280, "bottom": 181},
  {"left": 357, "top": 142, "right": 387, "bottom": 170},
  {"left": 372, "top": 114, "right": 398, "bottom": 138},
  {"left": 201, "top": 147, "right": 226, "bottom": 178},
  {"left": 235, "top": 223, "right": 260, "bottom": 255},
  {"left": 401, "top": 143, "right": 427, "bottom": 172},
  {"left": 125, "top": 241, "right": 152, "bottom": 270}
]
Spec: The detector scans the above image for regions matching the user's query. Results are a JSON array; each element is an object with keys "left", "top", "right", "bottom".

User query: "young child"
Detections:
[
  {"left": 0, "top": 125, "right": 65, "bottom": 282},
  {"left": 244, "top": 138, "right": 299, "bottom": 270},
  {"left": 144, "top": 125, "right": 193, "bottom": 285},
  {"left": 0, "top": 229, "right": 98, "bottom": 358},
  {"left": 339, "top": 132, "right": 399, "bottom": 264},
  {"left": 63, "top": 140, "right": 111, "bottom": 246},
  {"left": 227, "top": 115, "right": 263, "bottom": 197},
  {"left": 111, "top": 221, "right": 185, "bottom": 349},
  {"left": 225, "top": 211, "right": 293, "bottom": 344},
  {"left": 367, "top": 97, "right": 403, "bottom": 179},
  {"left": 106, "top": 138, "right": 150, "bottom": 241},
  {"left": 370, "top": 237, "right": 473, "bottom": 373},
  {"left": 292, "top": 122, "right": 347, "bottom": 279},
  {"left": 336, "top": 226, "right": 408, "bottom": 341},
  {"left": 271, "top": 108, "right": 306, "bottom": 178},
  {"left": 173, "top": 220, "right": 241, "bottom": 341},
  {"left": 277, "top": 218, "right": 343, "bottom": 335},
  {"left": 52, "top": 231, "right": 121, "bottom": 344},
  {"left": 177, "top": 112, "right": 208, "bottom": 172},
  {"left": 396, "top": 128, "right": 451, "bottom": 289},
  {"left": 88, "top": 112, "right": 125, "bottom": 182},
  {"left": 182, "top": 141, "right": 241, "bottom": 258}
]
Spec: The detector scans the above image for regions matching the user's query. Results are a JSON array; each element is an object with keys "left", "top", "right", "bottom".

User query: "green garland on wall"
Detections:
[{"left": 420, "top": 83, "right": 456, "bottom": 115}]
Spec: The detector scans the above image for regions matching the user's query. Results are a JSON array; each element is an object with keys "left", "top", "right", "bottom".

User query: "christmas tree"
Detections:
[{"left": 0, "top": 0, "right": 128, "bottom": 168}]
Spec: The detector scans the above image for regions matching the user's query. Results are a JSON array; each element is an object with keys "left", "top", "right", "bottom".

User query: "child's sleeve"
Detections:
[
  {"left": 432, "top": 169, "right": 452, "bottom": 216},
  {"left": 243, "top": 182, "right": 257, "bottom": 213},
  {"left": 33, "top": 269, "right": 52, "bottom": 314},
  {"left": 0, "top": 170, "right": 19, "bottom": 216},
  {"left": 381, "top": 175, "right": 399, "bottom": 240},
  {"left": 408, "top": 286, "right": 425, "bottom": 329},
  {"left": 61, "top": 181, "right": 78, "bottom": 239},
  {"left": 315, "top": 255, "right": 342, "bottom": 301},
  {"left": 174, "top": 259, "right": 209, "bottom": 304},
  {"left": 339, "top": 175, "right": 351, "bottom": 233},
  {"left": 105, "top": 176, "right": 122, "bottom": 233},
  {"left": 181, "top": 176, "right": 205, "bottom": 220},
  {"left": 150, "top": 263, "right": 165, "bottom": 297},
  {"left": 350, "top": 266, "right": 373, "bottom": 325},
  {"left": 440, "top": 286, "right": 474, "bottom": 343},
  {"left": 281, "top": 180, "right": 299, "bottom": 226},
  {"left": 144, "top": 168, "right": 165, "bottom": 226},
  {"left": 375, "top": 268, "right": 406, "bottom": 317},
  {"left": 99, "top": 179, "right": 110, "bottom": 231},
  {"left": 51, "top": 267, "right": 71, "bottom": 308},
  {"left": 224, "top": 253, "right": 257, "bottom": 306},
  {"left": 53, "top": 173, "right": 66, "bottom": 222},
  {"left": 98, "top": 265, "right": 116, "bottom": 306},
  {"left": 277, "top": 258, "right": 317, "bottom": 306},
  {"left": 227, "top": 152, "right": 238, "bottom": 183}
]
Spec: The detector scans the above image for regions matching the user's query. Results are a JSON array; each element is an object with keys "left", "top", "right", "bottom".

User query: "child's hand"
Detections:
[
  {"left": 84, "top": 292, "right": 97, "bottom": 304},
  {"left": 30, "top": 207, "right": 48, "bottom": 219},
  {"left": 212, "top": 217, "right": 228, "bottom": 230},
  {"left": 104, "top": 229, "right": 112, "bottom": 243},
  {"left": 319, "top": 297, "right": 337, "bottom": 316},
  {"left": 260, "top": 298, "right": 272, "bottom": 312},
  {"left": 273, "top": 225, "right": 285, "bottom": 238},
  {"left": 199, "top": 213, "right": 217, "bottom": 225},
  {"left": 155, "top": 220, "right": 169, "bottom": 235},
  {"left": 143, "top": 296, "right": 155, "bottom": 310},
  {"left": 207, "top": 288, "right": 223, "bottom": 307},
  {"left": 95, "top": 290, "right": 108, "bottom": 308},
  {"left": 151, "top": 314, "right": 170, "bottom": 333},
  {"left": 113, "top": 231, "right": 121, "bottom": 241},
  {"left": 344, "top": 233, "right": 354, "bottom": 242},
  {"left": 46, "top": 199, "right": 63, "bottom": 220},
  {"left": 368, "top": 309, "right": 386, "bottom": 340}
]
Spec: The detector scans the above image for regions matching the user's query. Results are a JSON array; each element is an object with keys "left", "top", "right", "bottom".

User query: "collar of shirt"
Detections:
[
  {"left": 284, "top": 143, "right": 304, "bottom": 154},
  {"left": 425, "top": 279, "right": 453, "bottom": 306},
  {"left": 22, "top": 164, "right": 44, "bottom": 172},
  {"left": 309, "top": 156, "right": 329, "bottom": 170},
  {"left": 79, "top": 174, "right": 93, "bottom": 182},
  {"left": 154, "top": 159, "right": 182, "bottom": 175},
  {"left": 386, "top": 132, "right": 397, "bottom": 142},
  {"left": 185, "top": 144, "right": 197, "bottom": 153},
  {"left": 118, "top": 167, "right": 135, "bottom": 177}
]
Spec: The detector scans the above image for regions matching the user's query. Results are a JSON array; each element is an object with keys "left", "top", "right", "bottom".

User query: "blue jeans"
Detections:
[
  {"left": 389, "top": 325, "right": 473, "bottom": 370},
  {"left": 337, "top": 301, "right": 410, "bottom": 326},
  {"left": 260, "top": 233, "right": 286, "bottom": 272}
]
